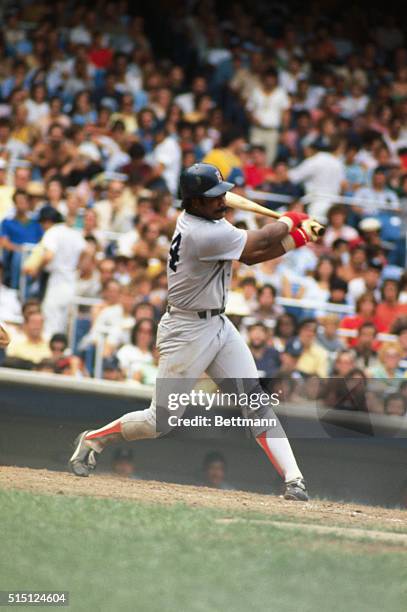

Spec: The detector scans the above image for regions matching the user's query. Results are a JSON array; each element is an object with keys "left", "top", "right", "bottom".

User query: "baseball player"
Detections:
[{"left": 70, "top": 163, "right": 315, "bottom": 501}]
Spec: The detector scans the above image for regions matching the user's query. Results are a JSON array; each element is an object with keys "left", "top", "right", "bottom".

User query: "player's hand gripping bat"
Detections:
[{"left": 224, "top": 191, "right": 325, "bottom": 240}]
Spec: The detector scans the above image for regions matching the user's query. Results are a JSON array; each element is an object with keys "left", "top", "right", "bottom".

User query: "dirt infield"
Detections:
[{"left": 0, "top": 466, "right": 405, "bottom": 533}]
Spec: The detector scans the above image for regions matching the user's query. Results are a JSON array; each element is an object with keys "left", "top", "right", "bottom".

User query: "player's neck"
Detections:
[{"left": 185, "top": 210, "right": 216, "bottom": 222}]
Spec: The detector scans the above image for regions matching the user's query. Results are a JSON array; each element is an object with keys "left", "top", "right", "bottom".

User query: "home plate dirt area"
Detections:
[{"left": 0, "top": 465, "right": 405, "bottom": 542}]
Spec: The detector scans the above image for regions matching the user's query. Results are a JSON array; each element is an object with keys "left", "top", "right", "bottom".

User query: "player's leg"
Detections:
[
  {"left": 206, "top": 317, "right": 308, "bottom": 500},
  {"left": 70, "top": 315, "right": 224, "bottom": 476}
]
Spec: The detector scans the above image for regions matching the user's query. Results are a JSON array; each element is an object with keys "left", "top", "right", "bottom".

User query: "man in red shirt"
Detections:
[
  {"left": 376, "top": 279, "right": 407, "bottom": 332},
  {"left": 243, "top": 145, "right": 274, "bottom": 188},
  {"left": 340, "top": 292, "right": 386, "bottom": 347}
]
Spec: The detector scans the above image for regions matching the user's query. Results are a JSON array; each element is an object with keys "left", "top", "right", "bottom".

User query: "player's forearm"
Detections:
[
  {"left": 241, "top": 242, "right": 286, "bottom": 265},
  {"left": 255, "top": 221, "right": 289, "bottom": 251}
]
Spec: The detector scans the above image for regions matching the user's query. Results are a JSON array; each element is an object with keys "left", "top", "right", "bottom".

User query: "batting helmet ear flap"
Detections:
[{"left": 180, "top": 163, "right": 234, "bottom": 198}]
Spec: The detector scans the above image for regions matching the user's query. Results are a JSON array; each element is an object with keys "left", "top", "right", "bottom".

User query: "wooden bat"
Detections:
[{"left": 224, "top": 191, "right": 325, "bottom": 238}]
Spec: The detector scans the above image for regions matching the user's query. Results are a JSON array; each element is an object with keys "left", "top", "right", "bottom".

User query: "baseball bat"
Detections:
[{"left": 224, "top": 191, "right": 325, "bottom": 237}]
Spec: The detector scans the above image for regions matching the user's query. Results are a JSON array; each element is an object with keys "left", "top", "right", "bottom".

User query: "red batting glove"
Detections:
[
  {"left": 278, "top": 211, "right": 309, "bottom": 232},
  {"left": 281, "top": 225, "right": 312, "bottom": 252}
]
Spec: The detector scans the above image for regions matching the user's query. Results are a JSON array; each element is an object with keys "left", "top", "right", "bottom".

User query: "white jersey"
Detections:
[
  {"left": 167, "top": 211, "right": 247, "bottom": 310},
  {"left": 42, "top": 223, "right": 86, "bottom": 288}
]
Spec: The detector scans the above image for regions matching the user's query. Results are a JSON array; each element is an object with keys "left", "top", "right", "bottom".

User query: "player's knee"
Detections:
[
  {"left": 121, "top": 410, "right": 159, "bottom": 440},
  {"left": 243, "top": 382, "right": 280, "bottom": 437}
]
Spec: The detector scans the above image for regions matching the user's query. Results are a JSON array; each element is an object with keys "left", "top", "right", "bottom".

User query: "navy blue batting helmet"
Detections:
[{"left": 180, "top": 163, "right": 234, "bottom": 198}]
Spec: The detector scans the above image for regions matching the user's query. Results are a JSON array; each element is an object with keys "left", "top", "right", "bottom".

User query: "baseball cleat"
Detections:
[
  {"left": 284, "top": 478, "right": 309, "bottom": 501},
  {"left": 69, "top": 431, "right": 97, "bottom": 477}
]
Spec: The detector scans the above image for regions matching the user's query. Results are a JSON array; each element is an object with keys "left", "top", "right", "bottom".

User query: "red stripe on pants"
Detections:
[
  {"left": 256, "top": 431, "right": 284, "bottom": 477},
  {"left": 85, "top": 422, "right": 122, "bottom": 440}
]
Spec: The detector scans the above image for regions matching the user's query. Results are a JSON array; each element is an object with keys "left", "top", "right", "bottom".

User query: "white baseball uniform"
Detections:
[{"left": 87, "top": 210, "right": 303, "bottom": 483}]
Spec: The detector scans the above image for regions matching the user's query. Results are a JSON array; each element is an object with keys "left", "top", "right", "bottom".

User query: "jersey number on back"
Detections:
[{"left": 169, "top": 233, "right": 182, "bottom": 272}]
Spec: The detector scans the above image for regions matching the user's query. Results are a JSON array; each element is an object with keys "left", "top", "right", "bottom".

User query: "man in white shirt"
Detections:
[
  {"left": 353, "top": 167, "right": 400, "bottom": 215},
  {"left": 149, "top": 128, "right": 182, "bottom": 195},
  {"left": 246, "top": 68, "right": 291, "bottom": 164},
  {"left": 0, "top": 261, "right": 22, "bottom": 322},
  {"left": 94, "top": 178, "right": 133, "bottom": 233},
  {"left": 288, "top": 143, "right": 346, "bottom": 222},
  {"left": 23, "top": 206, "right": 88, "bottom": 335}
]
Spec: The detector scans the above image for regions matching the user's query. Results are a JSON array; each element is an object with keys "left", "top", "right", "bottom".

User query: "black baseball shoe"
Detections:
[
  {"left": 69, "top": 431, "right": 97, "bottom": 477},
  {"left": 284, "top": 478, "right": 309, "bottom": 501}
]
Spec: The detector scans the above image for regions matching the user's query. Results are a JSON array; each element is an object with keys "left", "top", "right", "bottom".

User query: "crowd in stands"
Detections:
[{"left": 0, "top": 1, "right": 407, "bottom": 417}]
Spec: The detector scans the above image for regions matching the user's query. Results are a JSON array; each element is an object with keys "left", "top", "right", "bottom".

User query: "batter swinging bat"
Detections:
[{"left": 224, "top": 191, "right": 325, "bottom": 238}]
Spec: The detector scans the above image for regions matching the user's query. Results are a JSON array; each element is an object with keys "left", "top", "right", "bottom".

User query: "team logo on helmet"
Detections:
[{"left": 215, "top": 168, "right": 222, "bottom": 183}]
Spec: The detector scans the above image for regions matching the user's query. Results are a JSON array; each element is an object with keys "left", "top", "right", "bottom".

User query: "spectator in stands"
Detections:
[
  {"left": 328, "top": 277, "right": 349, "bottom": 308},
  {"left": 23, "top": 206, "right": 87, "bottom": 335},
  {"left": 54, "top": 354, "right": 88, "bottom": 378},
  {"left": 35, "top": 359, "right": 56, "bottom": 374},
  {"left": 90, "top": 278, "right": 121, "bottom": 322},
  {"left": 370, "top": 343, "right": 404, "bottom": 379},
  {"left": 288, "top": 141, "right": 345, "bottom": 222},
  {"left": 247, "top": 323, "right": 281, "bottom": 378},
  {"left": 253, "top": 284, "right": 283, "bottom": 321},
  {"left": 247, "top": 68, "right": 291, "bottom": 165},
  {"left": 133, "top": 345, "right": 159, "bottom": 386},
  {"left": 85, "top": 284, "right": 137, "bottom": 360},
  {"left": 76, "top": 249, "right": 101, "bottom": 299},
  {"left": 384, "top": 393, "right": 407, "bottom": 417},
  {"left": 273, "top": 313, "right": 297, "bottom": 352},
  {"left": 0, "top": 322, "right": 10, "bottom": 349},
  {"left": 5, "top": 310, "right": 51, "bottom": 365},
  {"left": 342, "top": 143, "right": 368, "bottom": 196},
  {"left": 376, "top": 280, "right": 407, "bottom": 332},
  {"left": 323, "top": 204, "right": 359, "bottom": 248},
  {"left": 243, "top": 145, "right": 273, "bottom": 188},
  {"left": 393, "top": 322, "right": 407, "bottom": 375},
  {"left": 296, "top": 319, "right": 329, "bottom": 377},
  {"left": 0, "top": 261, "right": 22, "bottom": 321},
  {"left": 354, "top": 323, "right": 380, "bottom": 373},
  {"left": 332, "top": 349, "right": 356, "bottom": 377},
  {"left": 337, "top": 244, "right": 367, "bottom": 283},
  {"left": 0, "top": 159, "right": 15, "bottom": 221},
  {"left": 31, "top": 123, "right": 74, "bottom": 180},
  {"left": 358, "top": 218, "right": 385, "bottom": 263},
  {"left": 49, "top": 333, "right": 69, "bottom": 361},
  {"left": 1, "top": 189, "right": 43, "bottom": 288},
  {"left": 102, "top": 356, "right": 125, "bottom": 382},
  {"left": 326, "top": 368, "right": 368, "bottom": 411},
  {"left": 132, "top": 221, "right": 168, "bottom": 263},
  {"left": 340, "top": 292, "right": 386, "bottom": 346},
  {"left": 94, "top": 178, "right": 133, "bottom": 233},
  {"left": 307, "top": 255, "right": 338, "bottom": 303},
  {"left": 238, "top": 277, "right": 259, "bottom": 312},
  {"left": 261, "top": 160, "right": 304, "bottom": 204},
  {"left": 149, "top": 125, "right": 182, "bottom": 195},
  {"left": 347, "top": 259, "right": 382, "bottom": 304},
  {"left": 203, "top": 128, "right": 245, "bottom": 182},
  {"left": 316, "top": 314, "right": 344, "bottom": 355},
  {"left": 274, "top": 338, "right": 304, "bottom": 380},
  {"left": 116, "top": 318, "right": 156, "bottom": 380},
  {"left": 353, "top": 166, "right": 399, "bottom": 214}
]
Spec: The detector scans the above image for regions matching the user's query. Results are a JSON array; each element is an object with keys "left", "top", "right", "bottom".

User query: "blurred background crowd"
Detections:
[{"left": 0, "top": 0, "right": 407, "bottom": 417}]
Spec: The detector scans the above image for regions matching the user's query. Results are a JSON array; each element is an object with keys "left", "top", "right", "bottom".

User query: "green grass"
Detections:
[{"left": 1, "top": 490, "right": 406, "bottom": 612}]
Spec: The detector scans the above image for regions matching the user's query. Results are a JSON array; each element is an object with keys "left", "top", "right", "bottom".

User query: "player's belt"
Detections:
[{"left": 166, "top": 305, "right": 225, "bottom": 319}]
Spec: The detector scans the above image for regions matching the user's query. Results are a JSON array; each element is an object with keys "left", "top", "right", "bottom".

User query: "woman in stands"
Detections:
[{"left": 0, "top": 323, "right": 10, "bottom": 348}]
